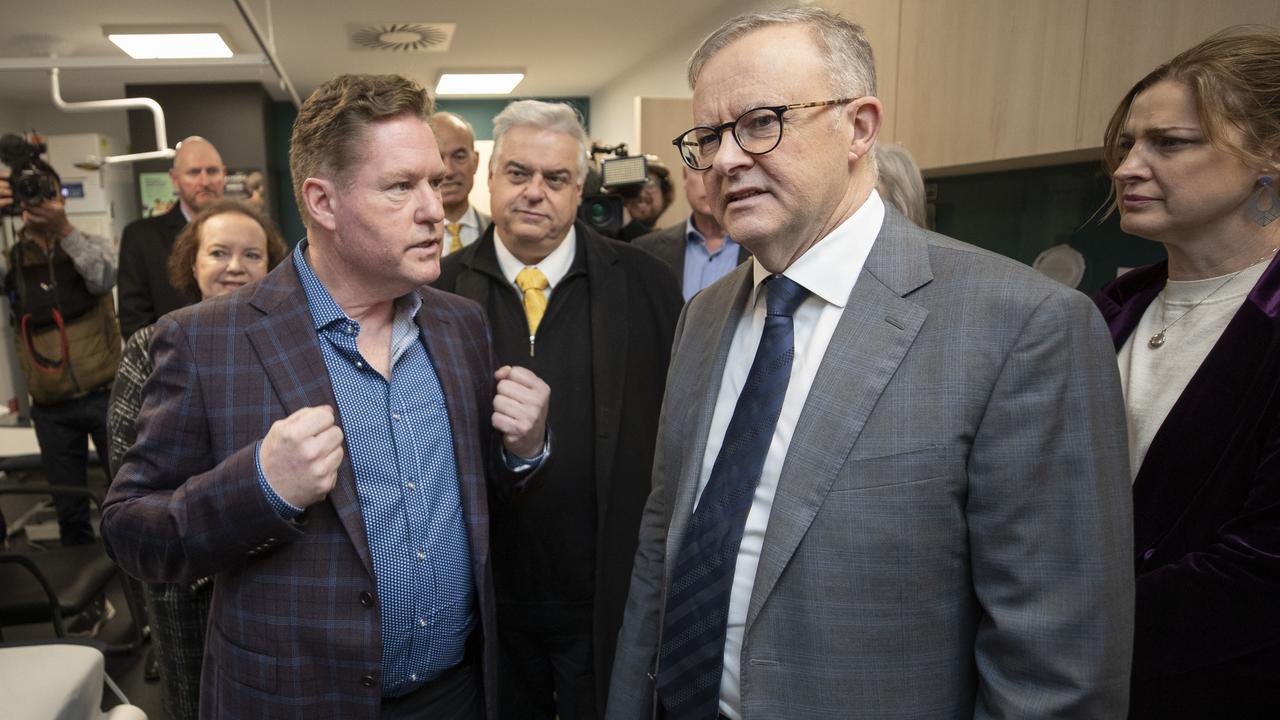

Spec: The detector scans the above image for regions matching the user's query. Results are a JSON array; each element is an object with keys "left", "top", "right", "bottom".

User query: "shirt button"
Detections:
[
  {"left": 416, "top": 550, "right": 426, "bottom": 561},
  {"left": 359, "top": 591, "right": 374, "bottom": 607},
  {"left": 356, "top": 361, "right": 364, "bottom": 369},
  {"left": 410, "top": 673, "right": 418, "bottom": 682},
  {"left": 346, "top": 324, "right": 356, "bottom": 335},
  {"left": 360, "top": 674, "right": 376, "bottom": 688},
  {"left": 405, "top": 481, "right": 416, "bottom": 490},
  {"left": 392, "top": 413, "right": 402, "bottom": 421},
  {"left": 417, "top": 618, "right": 427, "bottom": 628}
]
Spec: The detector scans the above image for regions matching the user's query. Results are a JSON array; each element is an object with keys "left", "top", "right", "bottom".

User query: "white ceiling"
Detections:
[{"left": 0, "top": 0, "right": 734, "bottom": 106}]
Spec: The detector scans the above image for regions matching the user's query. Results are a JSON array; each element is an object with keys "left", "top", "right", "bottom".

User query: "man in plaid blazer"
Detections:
[{"left": 103, "top": 74, "right": 549, "bottom": 719}]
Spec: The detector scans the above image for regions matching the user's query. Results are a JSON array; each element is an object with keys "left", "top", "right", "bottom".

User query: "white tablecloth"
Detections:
[{"left": 0, "top": 644, "right": 146, "bottom": 719}]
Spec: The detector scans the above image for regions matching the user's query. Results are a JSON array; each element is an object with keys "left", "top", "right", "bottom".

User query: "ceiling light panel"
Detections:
[
  {"left": 436, "top": 73, "right": 525, "bottom": 96},
  {"left": 107, "top": 32, "right": 233, "bottom": 59}
]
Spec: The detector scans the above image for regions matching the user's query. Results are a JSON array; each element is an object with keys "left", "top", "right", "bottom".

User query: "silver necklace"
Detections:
[{"left": 1149, "top": 246, "right": 1279, "bottom": 349}]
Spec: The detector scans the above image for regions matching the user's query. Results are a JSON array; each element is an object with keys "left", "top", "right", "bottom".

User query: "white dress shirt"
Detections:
[
  {"left": 493, "top": 226, "right": 577, "bottom": 301},
  {"left": 441, "top": 206, "right": 488, "bottom": 258},
  {"left": 694, "top": 191, "right": 885, "bottom": 719}
]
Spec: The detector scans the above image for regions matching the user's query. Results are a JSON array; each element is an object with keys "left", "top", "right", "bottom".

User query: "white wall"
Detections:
[
  {"left": 18, "top": 103, "right": 130, "bottom": 153},
  {"left": 589, "top": 0, "right": 788, "bottom": 152},
  {"left": 0, "top": 100, "right": 21, "bottom": 135}
]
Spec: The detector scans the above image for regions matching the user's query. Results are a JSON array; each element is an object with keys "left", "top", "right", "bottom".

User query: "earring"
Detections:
[{"left": 1247, "top": 175, "right": 1280, "bottom": 227}]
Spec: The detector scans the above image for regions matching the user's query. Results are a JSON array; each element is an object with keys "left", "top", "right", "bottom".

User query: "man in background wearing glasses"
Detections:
[{"left": 608, "top": 7, "right": 1135, "bottom": 720}]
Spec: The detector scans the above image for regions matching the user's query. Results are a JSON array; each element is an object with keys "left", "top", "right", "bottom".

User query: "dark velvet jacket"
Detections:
[
  {"left": 1096, "top": 257, "right": 1280, "bottom": 719},
  {"left": 434, "top": 222, "right": 682, "bottom": 711}
]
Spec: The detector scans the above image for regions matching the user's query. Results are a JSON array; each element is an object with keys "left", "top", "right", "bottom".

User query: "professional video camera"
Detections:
[
  {"left": 578, "top": 142, "right": 652, "bottom": 239},
  {"left": 0, "top": 133, "right": 61, "bottom": 217}
]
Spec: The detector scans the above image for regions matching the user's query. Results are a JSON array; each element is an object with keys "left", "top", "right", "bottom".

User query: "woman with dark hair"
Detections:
[
  {"left": 1094, "top": 26, "right": 1280, "bottom": 718},
  {"left": 107, "top": 197, "right": 287, "bottom": 719}
]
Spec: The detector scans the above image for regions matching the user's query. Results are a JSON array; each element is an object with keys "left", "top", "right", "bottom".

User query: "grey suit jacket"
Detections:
[
  {"left": 608, "top": 206, "right": 1135, "bottom": 719},
  {"left": 634, "top": 220, "right": 750, "bottom": 293}
]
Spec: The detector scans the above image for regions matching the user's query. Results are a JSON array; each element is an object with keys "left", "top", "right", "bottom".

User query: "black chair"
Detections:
[{"left": 0, "top": 483, "right": 145, "bottom": 654}]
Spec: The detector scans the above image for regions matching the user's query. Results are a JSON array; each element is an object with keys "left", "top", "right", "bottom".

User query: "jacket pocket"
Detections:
[
  {"left": 829, "top": 444, "right": 961, "bottom": 493},
  {"left": 211, "top": 623, "right": 278, "bottom": 694}
]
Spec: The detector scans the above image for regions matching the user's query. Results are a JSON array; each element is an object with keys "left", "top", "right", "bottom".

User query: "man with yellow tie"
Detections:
[
  {"left": 434, "top": 99, "right": 681, "bottom": 720},
  {"left": 429, "top": 112, "right": 491, "bottom": 257}
]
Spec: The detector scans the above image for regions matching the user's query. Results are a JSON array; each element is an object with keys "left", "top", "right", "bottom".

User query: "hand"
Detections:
[
  {"left": 259, "top": 405, "right": 345, "bottom": 509},
  {"left": 21, "top": 193, "right": 74, "bottom": 242},
  {"left": 0, "top": 172, "right": 73, "bottom": 241},
  {"left": 493, "top": 366, "right": 550, "bottom": 459}
]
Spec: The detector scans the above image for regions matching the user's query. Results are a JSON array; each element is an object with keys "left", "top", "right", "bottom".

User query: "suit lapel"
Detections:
[
  {"left": 744, "top": 209, "right": 932, "bottom": 633},
  {"left": 244, "top": 259, "right": 375, "bottom": 577},
  {"left": 583, "top": 229, "right": 630, "bottom": 529},
  {"left": 453, "top": 227, "right": 507, "bottom": 304},
  {"left": 414, "top": 295, "right": 490, "bottom": 564},
  {"left": 663, "top": 265, "right": 755, "bottom": 579},
  {"left": 667, "top": 225, "right": 688, "bottom": 281}
]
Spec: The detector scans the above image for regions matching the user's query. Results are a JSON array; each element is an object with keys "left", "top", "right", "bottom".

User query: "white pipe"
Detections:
[
  {"left": 233, "top": 0, "right": 302, "bottom": 107},
  {"left": 0, "top": 55, "right": 269, "bottom": 71},
  {"left": 49, "top": 68, "right": 175, "bottom": 166}
]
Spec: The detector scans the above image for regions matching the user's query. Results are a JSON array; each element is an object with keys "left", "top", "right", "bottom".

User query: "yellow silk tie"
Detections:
[
  {"left": 515, "top": 267, "right": 549, "bottom": 356},
  {"left": 446, "top": 223, "right": 463, "bottom": 254}
]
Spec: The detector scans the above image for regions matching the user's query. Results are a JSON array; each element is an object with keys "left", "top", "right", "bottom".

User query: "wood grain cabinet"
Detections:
[{"left": 894, "top": 0, "right": 1279, "bottom": 173}]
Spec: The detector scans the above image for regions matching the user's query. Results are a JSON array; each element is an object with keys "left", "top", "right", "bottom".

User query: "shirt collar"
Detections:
[
  {"left": 748, "top": 189, "right": 885, "bottom": 310},
  {"left": 453, "top": 205, "right": 480, "bottom": 230},
  {"left": 292, "top": 239, "right": 423, "bottom": 332},
  {"left": 685, "top": 215, "right": 735, "bottom": 252},
  {"left": 493, "top": 225, "right": 577, "bottom": 290}
]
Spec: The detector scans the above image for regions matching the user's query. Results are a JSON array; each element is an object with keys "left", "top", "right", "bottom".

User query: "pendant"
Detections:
[{"left": 1148, "top": 332, "right": 1166, "bottom": 349}]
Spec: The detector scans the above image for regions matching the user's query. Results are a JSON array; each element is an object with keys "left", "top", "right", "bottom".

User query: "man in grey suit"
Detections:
[
  {"left": 635, "top": 166, "right": 749, "bottom": 301},
  {"left": 608, "top": 8, "right": 1134, "bottom": 720}
]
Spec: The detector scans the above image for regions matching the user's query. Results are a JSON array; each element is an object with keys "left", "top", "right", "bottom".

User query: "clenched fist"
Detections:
[
  {"left": 259, "top": 405, "right": 345, "bottom": 509},
  {"left": 493, "top": 366, "right": 550, "bottom": 460}
]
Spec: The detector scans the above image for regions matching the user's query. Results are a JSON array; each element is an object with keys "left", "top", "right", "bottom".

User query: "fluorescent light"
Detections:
[
  {"left": 108, "top": 33, "right": 233, "bottom": 60},
  {"left": 435, "top": 73, "right": 524, "bottom": 96}
]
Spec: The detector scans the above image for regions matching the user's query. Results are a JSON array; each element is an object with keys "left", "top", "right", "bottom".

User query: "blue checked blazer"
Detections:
[{"left": 103, "top": 255, "right": 507, "bottom": 719}]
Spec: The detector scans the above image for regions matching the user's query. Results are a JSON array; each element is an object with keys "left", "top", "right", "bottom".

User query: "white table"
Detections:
[{"left": 0, "top": 644, "right": 146, "bottom": 719}]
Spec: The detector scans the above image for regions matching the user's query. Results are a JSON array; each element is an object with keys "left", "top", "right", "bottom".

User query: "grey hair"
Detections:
[
  {"left": 490, "top": 100, "right": 589, "bottom": 179},
  {"left": 688, "top": 6, "right": 876, "bottom": 98},
  {"left": 428, "top": 111, "right": 477, "bottom": 143},
  {"left": 876, "top": 143, "right": 927, "bottom": 228}
]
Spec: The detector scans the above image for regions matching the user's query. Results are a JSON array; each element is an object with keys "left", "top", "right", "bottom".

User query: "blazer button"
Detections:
[
  {"left": 1142, "top": 549, "right": 1155, "bottom": 561},
  {"left": 359, "top": 591, "right": 374, "bottom": 607},
  {"left": 360, "top": 674, "right": 376, "bottom": 688}
]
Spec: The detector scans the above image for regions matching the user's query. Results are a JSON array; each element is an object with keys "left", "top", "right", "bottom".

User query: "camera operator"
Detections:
[
  {"left": 1, "top": 146, "right": 121, "bottom": 588},
  {"left": 618, "top": 157, "right": 673, "bottom": 241}
]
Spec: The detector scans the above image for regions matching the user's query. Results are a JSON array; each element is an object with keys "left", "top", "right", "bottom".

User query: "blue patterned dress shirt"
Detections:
[
  {"left": 256, "top": 243, "right": 475, "bottom": 696},
  {"left": 681, "top": 217, "right": 741, "bottom": 301}
]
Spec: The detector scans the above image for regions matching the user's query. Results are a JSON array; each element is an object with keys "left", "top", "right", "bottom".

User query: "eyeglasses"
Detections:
[{"left": 671, "top": 98, "right": 856, "bottom": 171}]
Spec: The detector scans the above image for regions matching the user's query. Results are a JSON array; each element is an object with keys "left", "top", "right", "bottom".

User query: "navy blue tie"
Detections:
[{"left": 656, "top": 274, "right": 808, "bottom": 720}]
